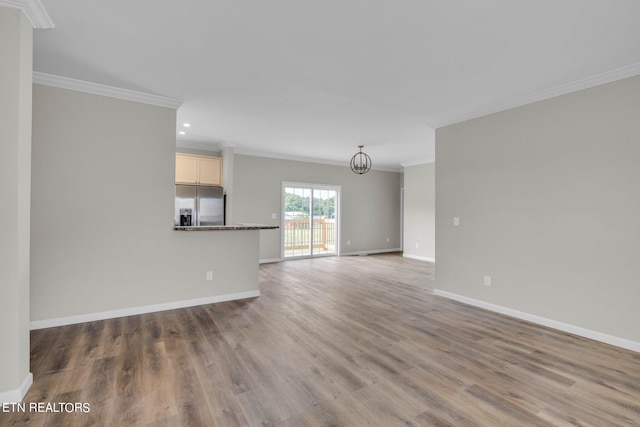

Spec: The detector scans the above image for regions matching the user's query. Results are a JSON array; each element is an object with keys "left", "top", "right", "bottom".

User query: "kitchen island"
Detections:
[{"left": 174, "top": 224, "right": 279, "bottom": 231}]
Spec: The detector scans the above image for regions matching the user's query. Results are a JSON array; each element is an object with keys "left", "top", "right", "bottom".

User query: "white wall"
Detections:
[
  {"left": 232, "top": 154, "right": 402, "bottom": 261},
  {"left": 436, "top": 74, "right": 640, "bottom": 347},
  {"left": 30, "top": 84, "right": 260, "bottom": 325},
  {"left": 0, "top": 6, "right": 32, "bottom": 402},
  {"left": 402, "top": 163, "right": 435, "bottom": 262}
]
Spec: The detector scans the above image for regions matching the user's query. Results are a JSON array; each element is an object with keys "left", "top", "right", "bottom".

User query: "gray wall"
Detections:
[
  {"left": 232, "top": 154, "right": 402, "bottom": 261},
  {"left": 31, "top": 84, "right": 259, "bottom": 323},
  {"left": 0, "top": 6, "right": 32, "bottom": 401},
  {"left": 436, "top": 75, "right": 640, "bottom": 344},
  {"left": 403, "top": 163, "right": 435, "bottom": 262}
]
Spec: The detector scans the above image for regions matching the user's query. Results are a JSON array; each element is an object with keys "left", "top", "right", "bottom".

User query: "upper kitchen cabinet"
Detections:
[
  {"left": 175, "top": 154, "right": 222, "bottom": 186},
  {"left": 197, "top": 156, "right": 222, "bottom": 185}
]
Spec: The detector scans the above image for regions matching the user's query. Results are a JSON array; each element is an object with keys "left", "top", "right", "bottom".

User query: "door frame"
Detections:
[{"left": 281, "top": 181, "right": 341, "bottom": 260}]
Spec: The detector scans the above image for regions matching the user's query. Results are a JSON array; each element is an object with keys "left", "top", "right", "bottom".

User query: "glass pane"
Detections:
[
  {"left": 312, "top": 189, "right": 336, "bottom": 255},
  {"left": 284, "top": 187, "right": 312, "bottom": 257},
  {"left": 284, "top": 185, "right": 338, "bottom": 258}
]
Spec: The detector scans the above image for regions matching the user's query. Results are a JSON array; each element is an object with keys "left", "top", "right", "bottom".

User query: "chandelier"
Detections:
[{"left": 350, "top": 145, "right": 372, "bottom": 175}]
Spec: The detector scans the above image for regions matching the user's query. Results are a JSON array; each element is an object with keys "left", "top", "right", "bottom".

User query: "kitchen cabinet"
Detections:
[
  {"left": 196, "top": 156, "right": 222, "bottom": 185},
  {"left": 175, "top": 154, "right": 222, "bottom": 186}
]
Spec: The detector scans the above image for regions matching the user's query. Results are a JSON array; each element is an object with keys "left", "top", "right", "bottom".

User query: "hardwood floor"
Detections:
[{"left": 3, "top": 253, "right": 640, "bottom": 426}]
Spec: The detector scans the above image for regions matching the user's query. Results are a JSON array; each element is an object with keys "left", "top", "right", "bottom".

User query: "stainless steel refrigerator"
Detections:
[{"left": 175, "top": 185, "right": 225, "bottom": 226}]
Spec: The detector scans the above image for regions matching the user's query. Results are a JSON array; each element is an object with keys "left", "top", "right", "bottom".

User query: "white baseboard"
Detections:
[
  {"left": 30, "top": 290, "right": 260, "bottom": 330},
  {"left": 433, "top": 289, "right": 640, "bottom": 353},
  {"left": 403, "top": 253, "right": 435, "bottom": 263},
  {"left": 340, "top": 248, "right": 402, "bottom": 257},
  {"left": 259, "top": 258, "right": 283, "bottom": 264},
  {"left": 0, "top": 372, "right": 32, "bottom": 404}
]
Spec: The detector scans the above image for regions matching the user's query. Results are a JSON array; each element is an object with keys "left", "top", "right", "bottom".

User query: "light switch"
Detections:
[{"left": 453, "top": 216, "right": 460, "bottom": 226}]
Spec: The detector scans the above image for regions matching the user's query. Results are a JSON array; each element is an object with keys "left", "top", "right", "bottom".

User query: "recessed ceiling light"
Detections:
[
  {"left": 178, "top": 131, "right": 186, "bottom": 135},
  {"left": 183, "top": 123, "right": 191, "bottom": 128}
]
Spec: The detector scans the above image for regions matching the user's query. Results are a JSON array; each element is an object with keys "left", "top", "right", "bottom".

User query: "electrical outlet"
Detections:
[
  {"left": 206, "top": 271, "right": 213, "bottom": 281},
  {"left": 415, "top": 243, "right": 419, "bottom": 249},
  {"left": 347, "top": 240, "right": 351, "bottom": 246},
  {"left": 483, "top": 276, "right": 492, "bottom": 286},
  {"left": 453, "top": 217, "right": 460, "bottom": 226},
  {"left": 386, "top": 237, "right": 390, "bottom": 243},
  {"left": 271, "top": 213, "right": 277, "bottom": 219}
]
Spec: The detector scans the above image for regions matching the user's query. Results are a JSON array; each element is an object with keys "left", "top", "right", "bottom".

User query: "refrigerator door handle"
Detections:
[{"left": 195, "top": 192, "right": 200, "bottom": 226}]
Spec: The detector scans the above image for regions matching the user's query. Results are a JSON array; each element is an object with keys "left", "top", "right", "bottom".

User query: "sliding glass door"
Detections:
[{"left": 282, "top": 183, "right": 340, "bottom": 259}]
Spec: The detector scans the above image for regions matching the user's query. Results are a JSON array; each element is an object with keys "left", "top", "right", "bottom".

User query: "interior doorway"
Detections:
[{"left": 282, "top": 182, "right": 340, "bottom": 259}]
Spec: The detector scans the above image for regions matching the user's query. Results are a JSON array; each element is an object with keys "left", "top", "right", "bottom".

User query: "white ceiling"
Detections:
[{"left": 32, "top": 0, "right": 640, "bottom": 171}]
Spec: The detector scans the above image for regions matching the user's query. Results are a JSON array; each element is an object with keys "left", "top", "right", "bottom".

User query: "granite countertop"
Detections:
[{"left": 174, "top": 224, "right": 279, "bottom": 231}]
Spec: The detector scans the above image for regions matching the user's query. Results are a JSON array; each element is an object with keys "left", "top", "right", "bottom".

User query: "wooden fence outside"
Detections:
[{"left": 284, "top": 218, "right": 336, "bottom": 255}]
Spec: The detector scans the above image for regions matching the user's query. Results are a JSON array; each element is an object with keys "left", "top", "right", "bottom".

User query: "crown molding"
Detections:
[
  {"left": 401, "top": 157, "right": 435, "bottom": 168},
  {"left": 234, "top": 147, "right": 402, "bottom": 172},
  {"left": 430, "top": 62, "right": 640, "bottom": 129},
  {"left": 0, "top": 0, "right": 54, "bottom": 28},
  {"left": 33, "top": 72, "right": 183, "bottom": 109},
  {"left": 176, "top": 140, "right": 223, "bottom": 152}
]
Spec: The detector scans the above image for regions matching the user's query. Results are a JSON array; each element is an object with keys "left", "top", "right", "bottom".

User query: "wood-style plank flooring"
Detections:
[{"left": 2, "top": 253, "right": 640, "bottom": 426}]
